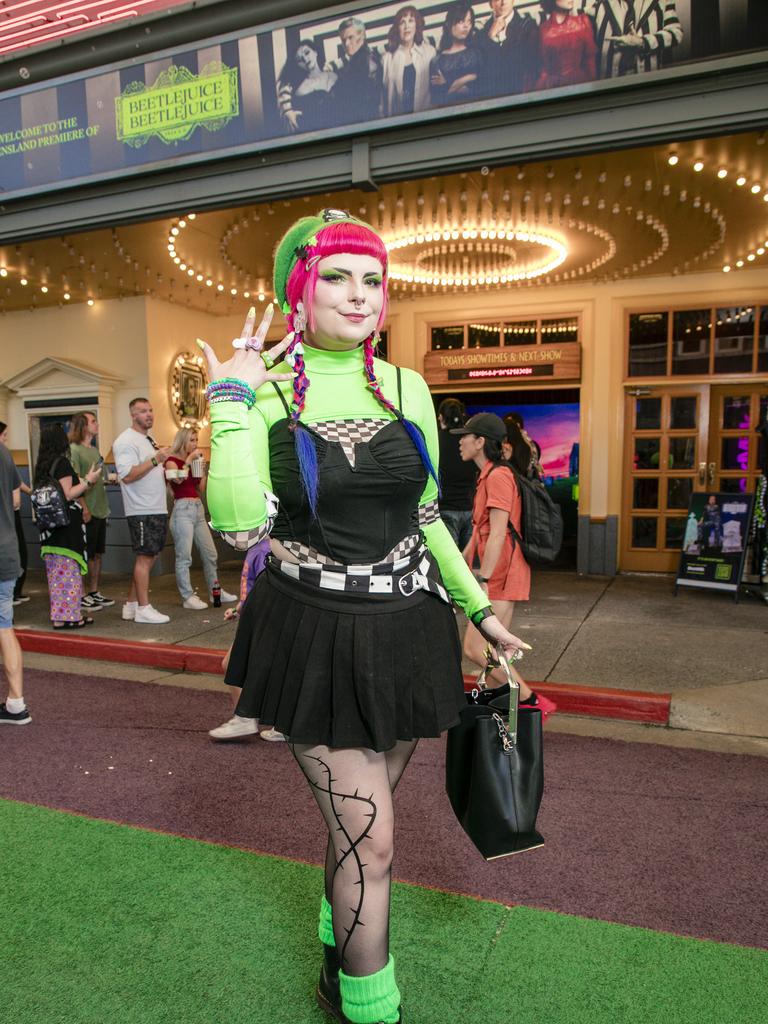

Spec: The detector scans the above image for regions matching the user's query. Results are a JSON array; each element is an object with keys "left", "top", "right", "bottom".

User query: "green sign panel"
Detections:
[{"left": 115, "top": 61, "right": 239, "bottom": 147}]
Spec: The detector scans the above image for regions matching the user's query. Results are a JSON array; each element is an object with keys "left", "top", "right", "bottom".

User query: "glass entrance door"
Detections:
[
  {"left": 621, "top": 386, "right": 709, "bottom": 572},
  {"left": 708, "top": 385, "right": 768, "bottom": 497}
]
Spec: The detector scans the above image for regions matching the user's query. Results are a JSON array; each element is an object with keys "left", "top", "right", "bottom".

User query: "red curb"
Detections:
[
  {"left": 16, "top": 629, "right": 671, "bottom": 724},
  {"left": 461, "top": 678, "right": 671, "bottom": 724}
]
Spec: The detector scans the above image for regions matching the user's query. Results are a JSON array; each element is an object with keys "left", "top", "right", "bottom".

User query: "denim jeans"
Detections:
[
  {"left": 170, "top": 499, "right": 219, "bottom": 600},
  {"left": 440, "top": 509, "right": 473, "bottom": 552}
]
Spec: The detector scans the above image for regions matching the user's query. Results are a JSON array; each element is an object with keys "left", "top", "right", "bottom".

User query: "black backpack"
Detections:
[
  {"left": 30, "top": 456, "right": 71, "bottom": 532},
  {"left": 490, "top": 464, "right": 563, "bottom": 565}
]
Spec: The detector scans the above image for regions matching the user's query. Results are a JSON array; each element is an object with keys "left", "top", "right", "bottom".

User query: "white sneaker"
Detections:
[
  {"left": 134, "top": 604, "right": 170, "bottom": 624},
  {"left": 122, "top": 601, "right": 138, "bottom": 620},
  {"left": 209, "top": 715, "right": 259, "bottom": 740},
  {"left": 219, "top": 589, "right": 238, "bottom": 604},
  {"left": 259, "top": 727, "right": 287, "bottom": 742},
  {"left": 183, "top": 595, "right": 208, "bottom": 610}
]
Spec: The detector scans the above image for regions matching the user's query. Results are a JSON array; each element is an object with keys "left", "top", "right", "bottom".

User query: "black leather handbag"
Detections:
[{"left": 445, "top": 649, "right": 545, "bottom": 861}]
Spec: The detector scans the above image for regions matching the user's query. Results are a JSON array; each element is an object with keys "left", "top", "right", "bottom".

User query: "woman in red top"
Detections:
[
  {"left": 167, "top": 428, "right": 236, "bottom": 610},
  {"left": 454, "top": 412, "right": 556, "bottom": 716},
  {"left": 536, "top": 0, "right": 597, "bottom": 91}
]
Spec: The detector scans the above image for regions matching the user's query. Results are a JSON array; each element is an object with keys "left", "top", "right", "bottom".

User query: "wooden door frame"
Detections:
[{"left": 620, "top": 383, "right": 710, "bottom": 573}]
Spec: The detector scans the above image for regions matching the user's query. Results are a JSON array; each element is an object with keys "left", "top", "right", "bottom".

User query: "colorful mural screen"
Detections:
[{"left": 1, "top": 0, "right": 766, "bottom": 198}]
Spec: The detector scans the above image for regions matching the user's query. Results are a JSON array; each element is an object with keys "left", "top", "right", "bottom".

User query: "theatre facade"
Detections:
[{"left": 0, "top": 0, "right": 766, "bottom": 576}]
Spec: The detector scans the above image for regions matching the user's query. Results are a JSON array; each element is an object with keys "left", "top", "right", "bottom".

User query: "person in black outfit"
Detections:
[
  {"left": 437, "top": 398, "right": 477, "bottom": 551},
  {"left": 476, "top": 0, "right": 540, "bottom": 98},
  {"left": 430, "top": 2, "right": 481, "bottom": 106},
  {"left": 331, "top": 17, "right": 383, "bottom": 124}
]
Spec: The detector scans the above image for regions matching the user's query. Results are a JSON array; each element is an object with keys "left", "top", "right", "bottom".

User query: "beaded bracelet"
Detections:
[{"left": 205, "top": 377, "right": 257, "bottom": 409}]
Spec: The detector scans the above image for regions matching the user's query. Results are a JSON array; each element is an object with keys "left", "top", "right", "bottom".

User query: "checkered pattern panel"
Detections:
[
  {"left": 312, "top": 418, "right": 392, "bottom": 467},
  {"left": 282, "top": 533, "right": 420, "bottom": 569},
  {"left": 418, "top": 499, "right": 441, "bottom": 528}
]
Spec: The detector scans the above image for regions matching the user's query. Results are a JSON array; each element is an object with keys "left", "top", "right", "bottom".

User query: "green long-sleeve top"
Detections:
[{"left": 207, "top": 343, "right": 490, "bottom": 619}]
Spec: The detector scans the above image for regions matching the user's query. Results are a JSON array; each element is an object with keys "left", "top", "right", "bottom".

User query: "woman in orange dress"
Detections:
[{"left": 454, "top": 412, "right": 555, "bottom": 716}]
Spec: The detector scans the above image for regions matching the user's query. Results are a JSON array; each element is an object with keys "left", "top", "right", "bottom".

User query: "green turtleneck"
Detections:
[{"left": 208, "top": 344, "right": 489, "bottom": 618}]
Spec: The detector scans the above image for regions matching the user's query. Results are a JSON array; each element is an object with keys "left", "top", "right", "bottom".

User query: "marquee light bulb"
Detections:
[
  {"left": 751, "top": 184, "right": 762, "bottom": 194},
  {"left": 40, "top": 285, "right": 48, "bottom": 293},
  {"left": 736, "top": 176, "right": 747, "bottom": 186},
  {"left": 668, "top": 154, "right": 679, "bottom": 166},
  {"left": 717, "top": 168, "right": 728, "bottom": 178},
  {"left": 693, "top": 160, "right": 704, "bottom": 172},
  {"left": 722, "top": 265, "right": 731, "bottom": 273},
  {"left": 217, "top": 283, "right": 224, "bottom": 291},
  {"left": 0, "top": 268, "right": 6, "bottom": 277},
  {"left": 63, "top": 291, "right": 71, "bottom": 299},
  {"left": 87, "top": 299, "right": 94, "bottom": 306},
  {"left": 178, "top": 219, "right": 186, "bottom": 228},
  {"left": 20, "top": 277, "right": 27, "bottom": 285}
]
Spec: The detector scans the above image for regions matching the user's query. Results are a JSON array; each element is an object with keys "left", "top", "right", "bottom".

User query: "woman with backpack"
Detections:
[
  {"left": 454, "top": 412, "right": 556, "bottom": 717},
  {"left": 33, "top": 424, "right": 101, "bottom": 629}
]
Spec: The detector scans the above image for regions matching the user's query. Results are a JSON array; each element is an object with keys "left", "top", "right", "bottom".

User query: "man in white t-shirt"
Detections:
[{"left": 113, "top": 397, "right": 173, "bottom": 624}]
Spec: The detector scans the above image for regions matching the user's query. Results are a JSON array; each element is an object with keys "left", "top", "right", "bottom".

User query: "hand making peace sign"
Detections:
[{"left": 197, "top": 303, "right": 295, "bottom": 393}]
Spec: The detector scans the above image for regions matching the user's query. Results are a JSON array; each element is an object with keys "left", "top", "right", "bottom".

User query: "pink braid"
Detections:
[
  {"left": 285, "top": 315, "right": 310, "bottom": 431},
  {"left": 362, "top": 335, "right": 399, "bottom": 417}
]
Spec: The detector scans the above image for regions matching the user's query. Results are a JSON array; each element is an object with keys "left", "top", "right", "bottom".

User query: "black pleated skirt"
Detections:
[{"left": 225, "top": 564, "right": 466, "bottom": 752}]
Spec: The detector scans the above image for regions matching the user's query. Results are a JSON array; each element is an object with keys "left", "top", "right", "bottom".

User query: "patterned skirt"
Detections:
[
  {"left": 225, "top": 562, "right": 466, "bottom": 753},
  {"left": 43, "top": 553, "right": 83, "bottom": 623}
]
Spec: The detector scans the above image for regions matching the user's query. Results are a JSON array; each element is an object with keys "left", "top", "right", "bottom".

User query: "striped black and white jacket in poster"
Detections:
[{"left": 582, "top": 0, "right": 683, "bottom": 78}]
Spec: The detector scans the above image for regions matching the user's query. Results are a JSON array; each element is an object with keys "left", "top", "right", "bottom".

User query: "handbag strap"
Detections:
[{"left": 488, "top": 646, "right": 520, "bottom": 746}]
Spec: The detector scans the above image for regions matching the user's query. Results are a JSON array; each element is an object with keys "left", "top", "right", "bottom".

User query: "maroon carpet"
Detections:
[{"left": 2, "top": 668, "right": 766, "bottom": 949}]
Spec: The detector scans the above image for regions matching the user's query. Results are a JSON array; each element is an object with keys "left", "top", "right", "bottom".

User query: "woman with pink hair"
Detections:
[{"left": 199, "top": 210, "right": 529, "bottom": 1024}]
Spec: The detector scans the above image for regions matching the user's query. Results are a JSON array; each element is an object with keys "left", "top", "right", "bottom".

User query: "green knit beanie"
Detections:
[{"left": 272, "top": 208, "right": 370, "bottom": 314}]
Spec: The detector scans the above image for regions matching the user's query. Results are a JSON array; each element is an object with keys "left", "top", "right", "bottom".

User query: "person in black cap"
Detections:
[
  {"left": 453, "top": 412, "right": 556, "bottom": 717},
  {"left": 436, "top": 398, "right": 476, "bottom": 551}
]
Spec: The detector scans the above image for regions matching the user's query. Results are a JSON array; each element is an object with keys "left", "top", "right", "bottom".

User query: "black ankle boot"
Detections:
[
  {"left": 316, "top": 943, "right": 342, "bottom": 1020},
  {"left": 315, "top": 948, "right": 402, "bottom": 1023}
]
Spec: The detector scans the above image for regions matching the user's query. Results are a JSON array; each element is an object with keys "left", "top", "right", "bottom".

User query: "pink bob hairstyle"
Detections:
[
  {"left": 283, "top": 221, "right": 389, "bottom": 334},
  {"left": 278, "top": 220, "right": 438, "bottom": 515}
]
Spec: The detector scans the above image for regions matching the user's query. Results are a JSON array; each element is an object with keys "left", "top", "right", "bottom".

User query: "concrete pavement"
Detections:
[{"left": 10, "top": 564, "right": 768, "bottom": 744}]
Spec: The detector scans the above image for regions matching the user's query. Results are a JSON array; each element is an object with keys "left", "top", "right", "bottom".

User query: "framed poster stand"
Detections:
[{"left": 674, "top": 492, "right": 755, "bottom": 603}]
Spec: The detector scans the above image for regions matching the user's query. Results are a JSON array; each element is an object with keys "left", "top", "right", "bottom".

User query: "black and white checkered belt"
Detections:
[{"left": 271, "top": 545, "right": 450, "bottom": 604}]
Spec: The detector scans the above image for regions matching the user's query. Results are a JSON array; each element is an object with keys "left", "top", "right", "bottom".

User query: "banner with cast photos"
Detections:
[
  {"left": 676, "top": 491, "right": 755, "bottom": 594},
  {"left": 0, "top": 0, "right": 766, "bottom": 199}
]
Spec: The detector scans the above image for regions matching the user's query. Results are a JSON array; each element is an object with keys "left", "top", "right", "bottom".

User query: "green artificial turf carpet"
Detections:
[{"left": 1, "top": 799, "right": 764, "bottom": 1024}]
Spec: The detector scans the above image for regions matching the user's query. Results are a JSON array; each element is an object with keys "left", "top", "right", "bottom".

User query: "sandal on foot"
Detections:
[{"left": 53, "top": 617, "right": 94, "bottom": 630}]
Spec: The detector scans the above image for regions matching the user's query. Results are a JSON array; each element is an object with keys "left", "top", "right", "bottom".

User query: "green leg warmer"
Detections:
[
  {"left": 318, "top": 893, "right": 336, "bottom": 947},
  {"left": 339, "top": 955, "right": 401, "bottom": 1024}
]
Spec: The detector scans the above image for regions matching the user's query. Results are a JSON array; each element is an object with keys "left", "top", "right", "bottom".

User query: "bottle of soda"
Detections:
[{"left": 212, "top": 581, "right": 222, "bottom": 607}]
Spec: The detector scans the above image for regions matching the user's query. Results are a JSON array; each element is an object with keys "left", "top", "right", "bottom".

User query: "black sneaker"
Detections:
[
  {"left": 0, "top": 703, "right": 32, "bottom": 725},
  {"left": 81, "top": 594, "right": 99, "bottom": 610},
  {"left": 91, "top": 592, "right": 115, "bottom": 608}
]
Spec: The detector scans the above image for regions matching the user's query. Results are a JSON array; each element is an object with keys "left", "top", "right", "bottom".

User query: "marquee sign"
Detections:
[
  {"left": 115, "top": 62, "right": 240, "bottom": 147},
  {"left": 0, "top": 0, "right": 765, "bottom": 200},
  {"left": 423, "top": 343, "right": 581, "bottom": 386}
]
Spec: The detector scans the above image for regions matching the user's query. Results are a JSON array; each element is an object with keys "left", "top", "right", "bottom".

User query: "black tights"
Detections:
[{"left": 292, "top": 740, "right": 418, "bottom": 978}]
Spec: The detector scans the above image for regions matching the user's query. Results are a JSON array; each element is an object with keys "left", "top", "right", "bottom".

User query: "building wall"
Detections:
[{"left": 2, "top": 267, "right": 767, "bottom": 576}]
